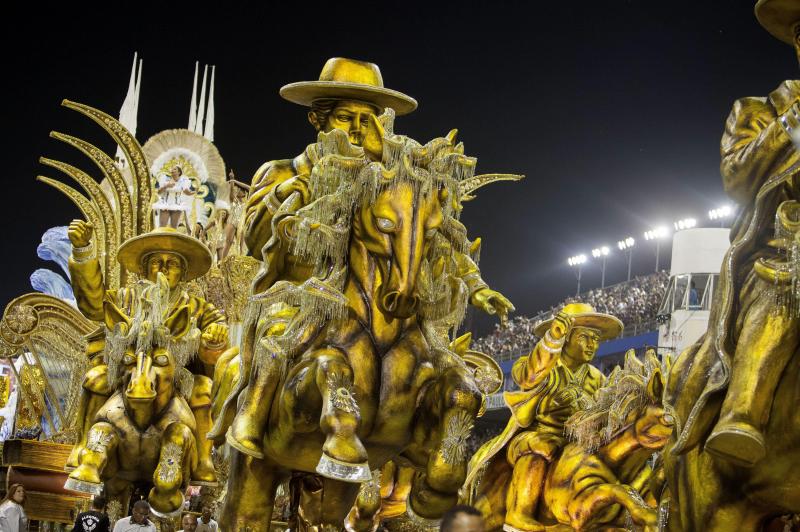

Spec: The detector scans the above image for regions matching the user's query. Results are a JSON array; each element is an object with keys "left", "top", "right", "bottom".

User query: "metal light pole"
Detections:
[
  {"left": 644, "top": 227, "right": 669, "bottom": 273},
  {"left": 617, "top": 237, "right": 635, "bottom": 281},
  {"left": 568, "top": 254, "right": 587, "bottom": 296},
  {"left": 592, "top": 246, "right": 610, "bottom": 288}
]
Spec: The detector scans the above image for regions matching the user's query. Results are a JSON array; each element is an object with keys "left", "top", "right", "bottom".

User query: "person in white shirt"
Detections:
[
  {"left": 153, "top": 166, "right": 194, "bottom": 229},
  {"left": 178, "top": 514, "right": 197, "bottom": 532},
  {"left": 196, "top": 506, "right": 218, "bottom": 532},
  {"left": 112, "top": 500, "right": 156, "bottom": 532},
  {"left": 0, "top": 483, "right": 28, "bottom": 532}
]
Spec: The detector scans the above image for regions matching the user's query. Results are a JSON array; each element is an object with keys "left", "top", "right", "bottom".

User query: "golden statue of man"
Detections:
[
  {"left": 243, "top": 57, "right": 513, "bottom": 317},
  {"left": 68, "top": 220, "right": 229, "bottom": 483},
  {"left": 667, "top": 0, "right": 800, "bottom": 467},
  {"left": 467, "top": 303, "right": 622, "bottom": 531}
]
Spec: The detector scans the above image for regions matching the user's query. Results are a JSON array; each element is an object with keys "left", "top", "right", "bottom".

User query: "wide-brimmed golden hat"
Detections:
[
  {"left": 280, "top": 57, "right": 418, "bottom": 116},
  {"left": 756, "top": 0, "right": 800, "bottom": 45},
  {"left": 117, "top": 227, "right": 212, "bottom": 281},
  {"left": 534, "top": 302, "right": 623, "bottom": 341}
]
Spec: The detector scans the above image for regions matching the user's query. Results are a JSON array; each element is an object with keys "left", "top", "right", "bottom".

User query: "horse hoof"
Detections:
[
  {"left": 149, "top": 489, "right": 185, "bottom": 518},
  {"left": 64, "top": 477, "right": 104, "bottom": 496},
  {"left": 226, "top": 427, "right": 265, "bottom": 459},
  {"left": 192, "top": 462, "right": 218, "bottom": 484},
  {"left": 316, "top": 453, "right": 372, "bottom": 483},
  {"left": 705, "top": 421, "right": 766, "bottom": 467}
]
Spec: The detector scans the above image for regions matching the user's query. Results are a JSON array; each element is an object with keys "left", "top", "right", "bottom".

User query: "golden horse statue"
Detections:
[
  {"left": 211, "top": 128, "right": 495, "bottom": 529},
  {"left": 469, "top": 351, "right": 674, "bottom": 532},
  {"left": 65, "top": 277, "right": 201, "bottom": 518}
]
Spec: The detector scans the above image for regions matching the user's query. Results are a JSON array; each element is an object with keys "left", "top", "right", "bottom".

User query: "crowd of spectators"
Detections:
[
  {"left": 564, "top": 270, "right": 669, "bottom": 327},
  {"left": 472, "top": 271, "right": 669, "bottom": 361}
]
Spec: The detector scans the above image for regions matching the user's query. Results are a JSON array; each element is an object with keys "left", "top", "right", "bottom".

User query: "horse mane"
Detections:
[{"left": 566, "top": 349, "right": 667, "bottom": 451}]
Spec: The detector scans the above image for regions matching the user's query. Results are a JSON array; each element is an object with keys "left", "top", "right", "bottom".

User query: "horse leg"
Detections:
[
  {"left": 65, "top": 421, "right": 118, "bottom": 493},
  {"left": 188, "top": 374, "right": 216, "bottom": 484},
  {"left": 407, "top": 366, "right": 481, "bottom": 520},
  {"left": 566, "top": 482, "right": 658, "bottom": 532},
  {"left": 472, "top": 457, "right": 514, "bottom": 532},
  {"left": 149, "top": 422, "right": 197, "bottom": 517},
  {"left": 219, "top": 449, "right": 286, "bottom": 529},
  {"left": 345, "top": 472, "right": 382, "bottom": 532},
  {"left": 66, "top": 375, "right": 110, "bottom": 470},
  {"left": 313, "top": 347, "right": 370, "bottom": 482},
  {"left": 504, "top": 452, "right": 549, "bottom": 531}
]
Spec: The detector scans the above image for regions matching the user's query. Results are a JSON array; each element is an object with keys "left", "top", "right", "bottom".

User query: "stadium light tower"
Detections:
[
  {"left": 644, "top": 226, "right": 670, "bottom": 272},
  {"left": 673, "top": 217, "right": 697, "bottom": 231},
  {"left": 617, "top": 236, "right": 635, "bottom": 281},
  {"left": 567, "top": 254, "right": 587, "bottom": 296},
  {"left": 708, "top": 205, "right": 734, "bottom": 227},
  {"left": 592, "top": 245, "right": 611, "bottom": 288}
]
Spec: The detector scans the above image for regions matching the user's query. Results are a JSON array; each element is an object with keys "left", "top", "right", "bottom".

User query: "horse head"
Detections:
[
  {"left": 352, "top": 166, "right": 446, "bottom": 319},
  {"left": 104, "top": 285, "right": 194, "bottom": 429},
  {"left": 568, "top": 350, "right": 675, "bottom": 453},
  {"left": 629, "top": 361, "right": 675, "bottom": 450}
]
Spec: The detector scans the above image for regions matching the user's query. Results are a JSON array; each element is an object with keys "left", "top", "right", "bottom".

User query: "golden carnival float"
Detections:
[{"left": 1, "top": 1, "right": 798, "bottom": 530}]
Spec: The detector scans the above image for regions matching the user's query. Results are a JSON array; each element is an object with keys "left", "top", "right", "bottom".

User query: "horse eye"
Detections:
[
  {"left": 375, "top": 217, "right": 396, "bottom": 232},
  {"left": 123, "top": 354, "right": 136, "bottom": 365},
  {"left": 154, "top": 355, "right": 169, "bottom": 366},
  {"left": 660, "top": 413, "right": 675, "bottom": 425}
]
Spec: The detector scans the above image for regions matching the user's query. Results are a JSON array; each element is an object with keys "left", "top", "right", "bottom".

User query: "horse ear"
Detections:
[
  {"left": 103, "top": 301, "right": 132, "bottom": 333},
  {"left": 662, "top": 352, "right": 674, "bottom": 374},
  {"left": 624, "top": 349, "right": 644, "bottom": 375},
  {"left": 449, "top": 333, "right": 472, "bottom": 356},
  {"left": 164, "top": 305, "right": 192, "bottom": 338},
  {"left": 470, "top": 238, "right": 482, "bottom": 256},
  {"left": 646, "top": 367, "right": 665, "bottom": 403}
]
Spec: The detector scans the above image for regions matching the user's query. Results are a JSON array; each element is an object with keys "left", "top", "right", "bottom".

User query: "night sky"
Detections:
[{"left": 3, "top": 2, "right": 796, "bottom": 335}]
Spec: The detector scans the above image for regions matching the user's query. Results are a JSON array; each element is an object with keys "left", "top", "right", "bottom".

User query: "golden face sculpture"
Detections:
[
  {"left": 312, "top": 100, "right": 380, "bottom": 146},
  {"left": 562, "top": 327, "right": 601, "bottom": 366},
  {"left": 143, "top": 252, "right": 185, "bottom": 289}
]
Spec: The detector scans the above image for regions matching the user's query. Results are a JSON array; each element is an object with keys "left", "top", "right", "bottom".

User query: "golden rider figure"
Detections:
[
  {"left": 668, "top": 0, "right": 800, "bottom": 467},
  {"left": 243, "top": 57, "right": 512, "bottom": 316},
  {"left": 67, "top": 220, "right": 228, "bottom": 483},
  {"left": 467, "top": 303, "right": 622, "bottom": 532},
  {"left": 226, "top": 57, "right": 514, "bottom": 455}
]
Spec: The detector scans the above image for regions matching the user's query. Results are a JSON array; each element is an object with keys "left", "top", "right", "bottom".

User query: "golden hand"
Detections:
[
  {"left": 470, "top": 288, "right": 515, "bottom": 323},
  {"left": 275, "top": 175, "right": 310, "bottom": 204},
  {"left": 68, "top": 219, "right": 94, "bottom": 248},
  {"left": 549, "top": 311, "right": 573, "bottom": 341},
  {"left": 362, "top": 113, "right": 386, "bottom": 162},
  {"left": 202, "top": 323, "right": 229, "bottom": 348}
]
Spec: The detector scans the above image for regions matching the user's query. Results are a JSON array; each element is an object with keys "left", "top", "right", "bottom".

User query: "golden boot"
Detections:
[
  {"left": 227, "top": 314, "right": 291, "bottom": 458},
  {"left": 705, "top": 289, "right": 800, "bottom": 467}
]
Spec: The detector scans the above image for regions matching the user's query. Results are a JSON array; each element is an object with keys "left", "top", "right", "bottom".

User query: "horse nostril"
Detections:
[{"left": 383, "top": 292, "right": 399, "bottom": 311}]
